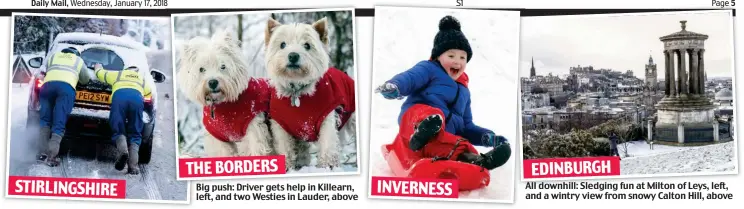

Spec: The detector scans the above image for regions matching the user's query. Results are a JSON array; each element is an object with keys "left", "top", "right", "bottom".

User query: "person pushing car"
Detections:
[
  {"left": 94, "top": 63, "right": 152, "bottom": 175},
  {"left": 37, "top": 47, "right": 92, "bottom": 167}
]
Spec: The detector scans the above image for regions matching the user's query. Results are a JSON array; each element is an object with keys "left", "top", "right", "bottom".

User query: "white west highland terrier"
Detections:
[
  {"left": 177, "top": 30, "right": 273, "bottom": 158},
  {"left": 264, "top": 17, "right": 356, "bottom": 170}
]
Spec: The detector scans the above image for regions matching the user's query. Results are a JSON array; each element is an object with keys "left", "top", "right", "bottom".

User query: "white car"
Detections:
[{"left": 26, "top": 32, "right": 167, "bottom": 164}]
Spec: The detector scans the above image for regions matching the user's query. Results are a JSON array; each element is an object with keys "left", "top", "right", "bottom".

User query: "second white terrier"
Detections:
[{"left": 264, "top": 17, "right": 356, "bottom": 170}]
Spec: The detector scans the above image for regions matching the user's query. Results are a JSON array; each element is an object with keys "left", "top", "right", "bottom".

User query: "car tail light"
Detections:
[{"left": 35, "top": 78, "right": 43, "bottom": 89}]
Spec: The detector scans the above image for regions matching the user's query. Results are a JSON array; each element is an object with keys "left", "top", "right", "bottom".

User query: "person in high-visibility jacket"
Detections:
[
  {"left": 94, "top": 63, "right": 152, "bottom": 174},
  {"left": 38, "top": 47, "right": 92, "bottom": 167}
]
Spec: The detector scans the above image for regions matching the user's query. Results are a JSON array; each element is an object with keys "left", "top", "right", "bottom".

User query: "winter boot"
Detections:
[
  {"left": 457, "top": 143, "right": 512, "bottom": 170},
  {"left": 36, "top": 126, "right": 52, "bottom": 162},
  {"left": 44, "top": 133, "right": 63, "bottom": 167},
  {"left": 127, "top": 144, "right": 140, "bottom": 175},
  {"left": 114, "top": 135, "right": 129, "bottom": 171},
  {"left": 409, "top": 114, "right": 443, "bottom": 151}
]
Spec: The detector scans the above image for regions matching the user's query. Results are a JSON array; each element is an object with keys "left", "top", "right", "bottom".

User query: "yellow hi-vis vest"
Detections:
[
  {"left": 43, "top": 52, "right": 85, "bottom": 89},
  {"left": 95, "top": 67, "right": 153, "bottom": 103}
]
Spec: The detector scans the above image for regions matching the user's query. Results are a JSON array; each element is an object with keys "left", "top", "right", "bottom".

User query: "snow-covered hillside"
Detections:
[
  {"left": 369, "top": 7, "right": 520, "bottom": 201},
  {"left": 620, "top": 141, "right": 737, "bottom": 175}
]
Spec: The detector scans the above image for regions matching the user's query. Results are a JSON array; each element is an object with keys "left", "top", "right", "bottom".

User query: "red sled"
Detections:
[{"left": 381, "top": 134, "right": 490, "bottom": 191}]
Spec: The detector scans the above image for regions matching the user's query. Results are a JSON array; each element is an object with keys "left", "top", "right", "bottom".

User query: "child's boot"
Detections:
[
  {"left": 457, "top": 144, "right": 511, "bottom": 170},
  {"left": 409, "top": 114, "right": 443, "bottom": 151}
]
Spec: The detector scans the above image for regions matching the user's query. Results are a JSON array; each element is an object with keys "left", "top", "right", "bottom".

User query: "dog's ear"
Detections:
[
  {"left": 213, "top": 29, "right": 241, "bottom": 49},
  {"left": 312, "top": 17, "right": 329, "bottom": 46},
  {"left": 265, "top": 17, "right": 282, "bottom": 48},
  {"left": 179, "top": 40, "right": 199, "bottom": 67}
]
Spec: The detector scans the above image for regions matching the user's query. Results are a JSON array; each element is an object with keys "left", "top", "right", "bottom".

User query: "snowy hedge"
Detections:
[
  {"left": 523, "top": 129, "right": 611, "bottom": 159},
  {"left": 523, "top": 118, "right": 651, "bottom": 159}
]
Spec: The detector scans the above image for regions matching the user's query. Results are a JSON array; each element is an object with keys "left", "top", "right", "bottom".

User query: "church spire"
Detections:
[{"left": 530, "top": 57, "right": 536, "bottom": 77}]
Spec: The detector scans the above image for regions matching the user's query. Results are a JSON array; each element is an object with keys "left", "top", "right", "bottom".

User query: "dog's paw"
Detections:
[
  {"left": 316, "top": 152, "right": 340, "bottom": 169},
  {"left": 284, "top": 160, "right": 296, "bottom": 172},
  {"left": 295, "top": 153, "right": 311, "bottom": 168}
]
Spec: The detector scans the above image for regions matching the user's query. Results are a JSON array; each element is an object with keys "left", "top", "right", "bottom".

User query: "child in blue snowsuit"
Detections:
[{"left": 375, "top": 15, "right": 511, "bottom": 170}]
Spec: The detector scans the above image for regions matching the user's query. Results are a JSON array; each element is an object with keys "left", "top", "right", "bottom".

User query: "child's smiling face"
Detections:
[{"left": 437, "top": 49, "right": 467, "bottom": 80}]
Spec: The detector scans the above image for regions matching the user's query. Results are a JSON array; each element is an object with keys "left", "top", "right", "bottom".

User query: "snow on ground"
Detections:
[
  {"left": 621, "top": 141, "right": 737, "bottom": 175},
  {"left": 618, "top": 140, "right": 696, "bottom": 158},
  {"left": 369, "top": 7, "right": 519, "bottom": 201}
]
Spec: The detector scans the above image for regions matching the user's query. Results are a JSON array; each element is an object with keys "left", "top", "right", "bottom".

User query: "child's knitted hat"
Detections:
[{"left": 430, "top": 15, "right": 473, "bottom": 62}]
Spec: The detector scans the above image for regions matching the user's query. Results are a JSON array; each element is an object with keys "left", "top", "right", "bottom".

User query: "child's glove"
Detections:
[
  {"left": 375, "top": 82, "right": 403, "bottom": 100},
  {"left": 482, "top": 132, "right": 508, "bottom": 147}
]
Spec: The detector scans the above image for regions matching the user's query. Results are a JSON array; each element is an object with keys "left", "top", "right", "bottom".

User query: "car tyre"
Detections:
[{"left": 139, "top": 121, "right": 154, "bottom": 164}]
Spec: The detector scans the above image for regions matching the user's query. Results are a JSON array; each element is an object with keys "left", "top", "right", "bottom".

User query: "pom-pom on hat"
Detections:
[{"left": 430, "top": 15, "right": 473, "bottom": 62}]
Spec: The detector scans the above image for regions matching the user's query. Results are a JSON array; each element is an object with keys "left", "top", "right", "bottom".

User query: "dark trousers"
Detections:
[
  {"left": 109, "top": 88, "right": 144, "bottom": 146},
  {"left": 39, "top": 81, "right": 76, "bottom": 136}
]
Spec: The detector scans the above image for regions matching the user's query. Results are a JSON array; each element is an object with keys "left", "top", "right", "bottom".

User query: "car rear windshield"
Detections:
[{"left": 80, "top": 48, "right": 125, "bottom": 71}]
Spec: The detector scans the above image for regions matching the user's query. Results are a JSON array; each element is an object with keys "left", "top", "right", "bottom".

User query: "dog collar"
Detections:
[
  {"left": 287, "top": 82, "right": 309, "bottom": 94},
  {"left": 285, "top": 82, "right": 310, "bottom": 107}
]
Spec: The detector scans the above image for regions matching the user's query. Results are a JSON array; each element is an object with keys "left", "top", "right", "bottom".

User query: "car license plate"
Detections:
[{"left": 76, "top": 91, "right": 110, "bottom": 104}]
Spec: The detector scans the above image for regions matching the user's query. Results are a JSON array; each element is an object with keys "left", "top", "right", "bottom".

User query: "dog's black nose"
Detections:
[
  {"left": 208, "top": 79, "right": 219, "bottom": 89},
  {"left": 288, "top": 52, "right": 300, "bottom": 64}
]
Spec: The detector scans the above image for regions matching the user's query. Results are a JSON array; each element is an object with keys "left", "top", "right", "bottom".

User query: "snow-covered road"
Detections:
[{"left": 7, "top": 63, "right": 188, "bottom": 201}]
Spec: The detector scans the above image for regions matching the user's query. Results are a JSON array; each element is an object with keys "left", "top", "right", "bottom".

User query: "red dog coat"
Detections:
[
  {"left": 269, "top": 67, "right": 355, "bottom": 142},
  {"left": 202, "top": 78, "right": 271, "bottom": 142}
]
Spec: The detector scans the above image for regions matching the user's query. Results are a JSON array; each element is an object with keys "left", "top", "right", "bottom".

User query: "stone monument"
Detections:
[{"left": 655, "top": 20, "right": 716, "bottom": 144}]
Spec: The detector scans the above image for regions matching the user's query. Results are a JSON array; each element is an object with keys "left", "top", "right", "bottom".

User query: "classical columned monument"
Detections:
[{"left": 655, "top": 20, "right": 718, "bottom": 144}]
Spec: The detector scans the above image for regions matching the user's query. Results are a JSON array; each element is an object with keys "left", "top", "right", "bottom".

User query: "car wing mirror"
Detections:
[
  {"left": 29, "top": 57, "right": 43, "bottom": 68},
  {"left": 150, "top": 69, "right": 167, "bottom": 83}
]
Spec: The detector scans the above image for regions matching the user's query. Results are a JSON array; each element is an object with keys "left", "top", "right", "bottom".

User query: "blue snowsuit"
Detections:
[{"left": 387, "top": 60, "right": 493, "bottom": 146}]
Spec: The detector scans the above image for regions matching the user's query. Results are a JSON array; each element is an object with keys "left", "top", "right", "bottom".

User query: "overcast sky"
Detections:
[{"left": 519, "top": 10, "right": 734, "bottom": 79}]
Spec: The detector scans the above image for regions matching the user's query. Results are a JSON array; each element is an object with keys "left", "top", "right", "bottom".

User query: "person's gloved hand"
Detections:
[
  {"left": 482, "top": 132, "right": 508, "bottom": 147},
  {"left": 375, "top": 82, "right": 403, "bottom": 100}
]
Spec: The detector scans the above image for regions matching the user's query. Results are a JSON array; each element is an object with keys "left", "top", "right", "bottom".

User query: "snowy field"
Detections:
[
  {"left": 369, "top": 7, "right": 519, "bottom": 201},
  {"left": 619, "top": 141, "right": 737, "bottom": 175}
]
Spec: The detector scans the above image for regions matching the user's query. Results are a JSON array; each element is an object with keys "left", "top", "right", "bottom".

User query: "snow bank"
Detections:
[{"left": 9, "top": 85, "right": 31, "bottom": 126}]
